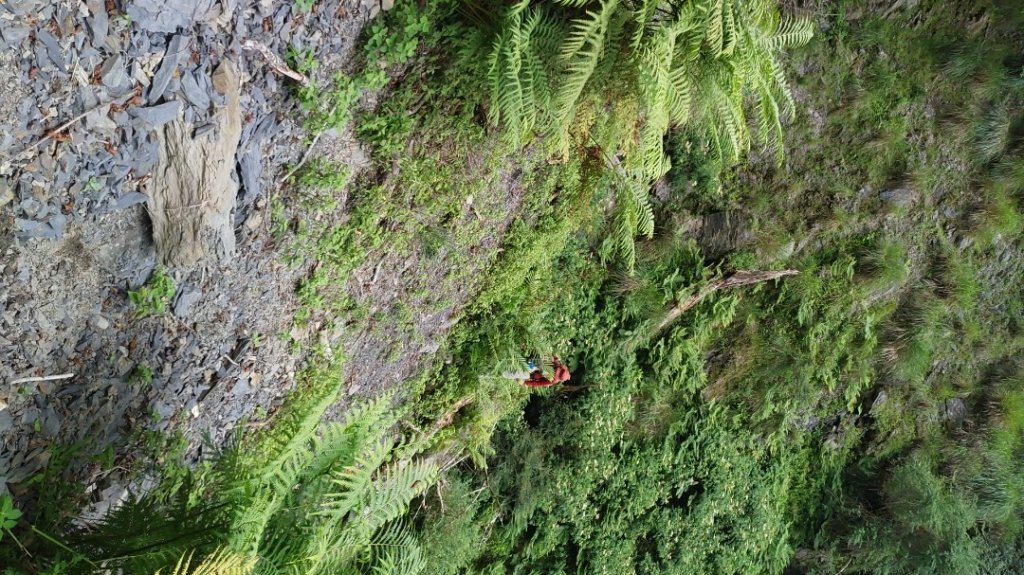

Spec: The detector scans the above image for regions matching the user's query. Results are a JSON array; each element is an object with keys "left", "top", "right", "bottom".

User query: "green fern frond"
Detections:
[
  {"left": 68, "top": 490, "right": 229, "bottom": 574},
  {"left": 701, "top": 0, "right": 727, "bottom": 58},
  {"left": 324, "top": 436, "right": 396, "bottom": 520},
  {"left": 487, "top": 30, "right": 509, "bottom": 124},
  {"left": 629, "top": 177, "right": 656, "bottom": 238},
  {"left": 766, "top": 56, "right": 796, "bottom": 117},
  {"left": 363, "top": 460, "right": 439, "bottom": 532},
  {"left": 629, "top": 0, "right": 660, "bottom": 53},
  {"left": 616, "top": 201, "right": 639, "bottom": 272},
  {"left": 559, "top": 1, "right": 611, "bottom": 62},
  {"left": 755, "top": 82, "right": 783, "bottom": 163},
  {"left": 667, "top": 64, "right": 693, "bottom": 124},
  {"left": 369, "top": 524, "right": 426, "bottom": 575},
  {"left": 250, "top": 363, "right": 343, "bottom": 488},
  {"left": 721, "top": 0, "right": 737, "bottom": 55},
  {"left": 762, "top": 16, "right": 813, "bottom": 50},
  {"left": 157, "top": 548, "right": 257, "bottom": 575},
  {"left": 553, "top": 1, "right": 615, "bottom": 134}
]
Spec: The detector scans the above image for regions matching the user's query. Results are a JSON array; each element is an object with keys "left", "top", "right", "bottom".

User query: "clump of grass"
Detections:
[
  {"left": 858, "top": 238, "right": 910, "bottom": 292},
  {"left": 990, "top": 375, "right": 1024, "bottom": 456},
  {"left": 128, "top": 268, "right": 176, "bottom": 318},
  {"left": 885, "top": 294, "right": 949, "bottom": 386},
  {"left": 968, "top": 185, "right": 1023, "bottom": 247},
  {"left": 933, "top": 249, "right": 981, "bottom": 310},
  {"left": 972, "top": 101, "right": 1015, "bottom": 163}
]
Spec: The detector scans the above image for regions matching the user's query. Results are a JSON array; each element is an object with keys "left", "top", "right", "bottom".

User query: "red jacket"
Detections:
[{"left": 523, "top": 362, "right": 571, "bottom": 387}]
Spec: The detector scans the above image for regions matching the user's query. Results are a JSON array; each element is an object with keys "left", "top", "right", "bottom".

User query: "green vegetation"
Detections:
[
  {"left": 128, "top": 267, "right": 176, "bottom": 318},
  {"left": 4, "top": 0, "right": 1023, "bottom": 574},
  {"left": 129, "top": 364, "right": 154, "bottom": 387},
  {"left": 485, "top": 0, "right": 811, "bottom": 268}
]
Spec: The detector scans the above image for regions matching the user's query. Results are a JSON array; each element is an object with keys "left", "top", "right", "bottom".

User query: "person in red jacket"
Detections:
[{"left": 521, "top": 356, "right": 571, "bottom": 388}]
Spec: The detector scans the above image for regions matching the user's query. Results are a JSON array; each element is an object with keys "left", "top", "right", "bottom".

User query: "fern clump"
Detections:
[
  {"left": 221, "top": 391, "right": 438, "bottom": 575},
  {"left": 483, "top": 0, "right": 812, "bottom": 269},
  {"left": 62, "top": 360, "right": 438, "bottom": 575}
]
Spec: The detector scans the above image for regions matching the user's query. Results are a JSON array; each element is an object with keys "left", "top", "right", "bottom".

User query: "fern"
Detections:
[
  {"left": 480, "top": 0, "right": 813, "bottom": 267},
  {"left": 67, "top": 488, "right": 230, "bottom": 574},
  {"left": 250, "top": 362, "right": 344, "bottom": 485},
  {"left": 158, "top": 549, "right": 256, "bottom": 575},
  {"left": 701, "top": 0, "right": 727, "bottom": 57},
  {"left": 66, "top": 383, "right": 438, "bottom": 575},
  {"left": 553, "top": 0, "right": 618, "bottom": 135},
  {"left": 761, "top": 16, "right": 813, "bottom": 50},
  {"left": 368, "top": 522, "right": 427, "bottom": 575}
]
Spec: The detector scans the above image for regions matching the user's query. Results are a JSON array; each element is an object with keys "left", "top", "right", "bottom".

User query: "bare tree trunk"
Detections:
[{"left": 654, "top": 269, "right": 799, "bottom": 334}]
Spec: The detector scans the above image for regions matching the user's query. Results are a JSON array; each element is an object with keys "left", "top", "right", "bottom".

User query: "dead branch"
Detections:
[
  {"left": 5, "top": 106, "right": 103, "bottom": 162},
  {"left": 279, "top": 126, "right": 328, "bottom": 184},
  {"left": 241, "top": 40, "right": 310, "bottom": 86},
  {"left": 8, "top": 373, "right": 76, "bottom": 386},
  {"left": 431, "top": 396, "right": 474, "bottom": 436},
  {"left": 654, "top": 269, "right": 799, "bottom": 334}
]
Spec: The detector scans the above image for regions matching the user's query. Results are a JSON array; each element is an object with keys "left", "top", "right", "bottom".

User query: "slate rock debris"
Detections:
[{"left": 0, "top": 0, "right": 382, "bottom": 505}]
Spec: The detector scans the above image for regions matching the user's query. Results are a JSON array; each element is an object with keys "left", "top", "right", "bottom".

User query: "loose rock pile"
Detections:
[
  {"left": 0, "top": 0, "right": 380, "bottom": 503},
  {"left": 0, "top": 0, "right": 377, "bottom": 239}
]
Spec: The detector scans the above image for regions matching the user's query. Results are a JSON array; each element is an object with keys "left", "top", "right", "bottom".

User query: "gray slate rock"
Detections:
[
  {"left": 100, "top": 55, "right": 130, "bottom": 91},
  {"left": 174, "top": 288, "right": 202, "bottom": 318},
  {"left": 940, "top": 398, "right": 967, "bottom": 426},
  {"left": 238, "top": 147, "right": 262, "bottom": 206},
  {"left": 15, "top": 218, "right": 62, "bottom": 240},
  {"left": 111, "top": 191, "right": 149, "bottom": 211},
  {"left": 35, "top": 28, "right": 66, "bottom": 72},
  {"left": 130, "top": 101, "right": 182, "bottom": 129},
  {"left": 85, "top": 104, "right": 117, "bottom": 134},
  {"left": 126, "top": 0, "right": 218, "bottom": 33},
  {"left": 879, "top": 187, "right": 917, "bottom": 206},
  {"left": 180, "top": 70, "right": 211, "bottom": 110},
  {"left": 147, "top": 36, "right": 184, "bottom": 101},
  {"left": 86, "top": 0, "right": 108, "bottom": 47},
  {"left": 0, "top": 23, "right": 31, "bottom": 50}
]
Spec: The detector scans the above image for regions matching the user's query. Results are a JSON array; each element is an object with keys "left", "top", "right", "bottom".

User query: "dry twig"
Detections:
[
  {"left": 8, "top": 373, "right": 76, "bottom": 386},
  {"left": 654, "top": 269, "right": 800, "bottom": 334},
  {"left": 241, "top": 40, "right": 310, "bottom": 86},
  {"left": 5, "top": 106, "right": 102, "bottom": 162}
]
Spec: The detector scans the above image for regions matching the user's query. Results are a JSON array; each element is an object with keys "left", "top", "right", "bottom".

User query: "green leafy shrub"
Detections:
[{"left": 128, "top": 267, "right": 175, "bottom": 318}]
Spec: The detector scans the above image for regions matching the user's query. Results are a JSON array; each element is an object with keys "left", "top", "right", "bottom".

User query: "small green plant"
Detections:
[
  {"left": 293, "top": 0, "right": 315, "bottom": 15},
  {"left": 130, "top": 364, "right": 154, "bottom": 388},
  {"left": 91, "top": 445, "right": 116, "bottom": 471},
  {"left": 270, "top": 196, "right": 288, "bottom": 240},
  {"left": 0, "top": 495, "right": 21, "bottom": 537},
  {"left": 296, "top": 158, "right": 350, "bottom": 191},
  {"left": 286, "top": 45, "right": 318, "bottom": 76},
  {"left": 128, "top": 268, "right": 176, "bottom": 318}
]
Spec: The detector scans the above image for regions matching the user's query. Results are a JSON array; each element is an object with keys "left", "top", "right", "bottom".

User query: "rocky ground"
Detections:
[{"left": 0, "top": 0, "right": 396, "bottom": 512}]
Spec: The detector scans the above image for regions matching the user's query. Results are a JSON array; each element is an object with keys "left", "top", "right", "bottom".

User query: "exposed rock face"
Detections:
[
  {"left": 940, "top": 397, "right": 968, "bottom": 426},
  {"left": 698, "top": 211, "right": 752, "bottom": 260},
  {"left": 879, "top": 186, "right": 917, "bottom": 206},
  {"left": 146, "top": 59, "right": 241, "bottom": 268}
]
